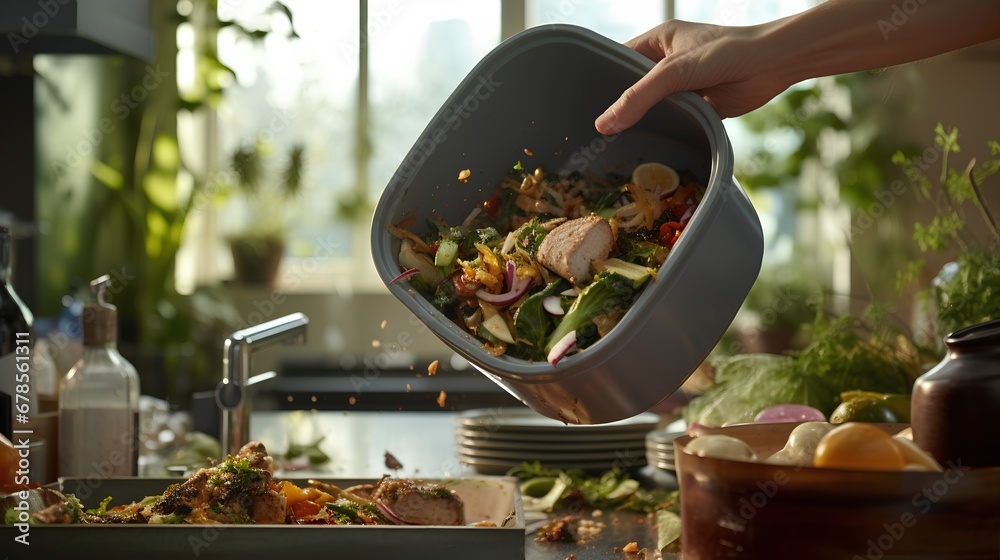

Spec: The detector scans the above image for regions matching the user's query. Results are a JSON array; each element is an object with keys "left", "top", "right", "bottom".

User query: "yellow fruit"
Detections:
[
  {"left": 813, "top": 423, "right": 907, "bottom": 471},
  {"left": 631, "top": 162, "right": 679, "bottom": 195}
]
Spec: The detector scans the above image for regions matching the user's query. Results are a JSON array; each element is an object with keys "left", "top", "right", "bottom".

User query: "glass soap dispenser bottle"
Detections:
[{"left": 58, "top": 275, "right": 140, "bottom": 477}]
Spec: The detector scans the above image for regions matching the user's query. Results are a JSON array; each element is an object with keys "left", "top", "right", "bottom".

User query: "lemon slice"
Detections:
[{"left": 631, "top": 162, "right": 679, "bottom": 196}]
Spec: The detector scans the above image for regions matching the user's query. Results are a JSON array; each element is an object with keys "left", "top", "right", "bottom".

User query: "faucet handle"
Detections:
[{"left": 215, "top": 371, "right": 279, "bottom": 410}]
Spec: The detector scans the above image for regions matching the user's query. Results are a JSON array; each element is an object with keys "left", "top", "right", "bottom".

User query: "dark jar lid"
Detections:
[{"left": 944, "top": 319, "right": 1000, "bottom": 353}]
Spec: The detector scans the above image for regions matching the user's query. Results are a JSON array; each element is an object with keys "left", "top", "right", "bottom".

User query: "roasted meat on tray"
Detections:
[
  {"left": 33, "top": 441, "right": 286, "bottom": 525},
  {"left": 359, "top": 476, "right": 465, "bottom": 526},
  {"left": 16, "top": 441, "right": 470, "bottom": 527}
]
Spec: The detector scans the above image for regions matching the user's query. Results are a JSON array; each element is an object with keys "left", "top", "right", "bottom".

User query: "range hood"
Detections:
[{"left": 1, "top": 0, "right": 152, "bottom": 60}]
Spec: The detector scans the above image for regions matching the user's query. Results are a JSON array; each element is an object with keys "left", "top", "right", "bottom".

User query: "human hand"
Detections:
[{"left": 595, "top": 20, "right": 789, "bottom": 135}]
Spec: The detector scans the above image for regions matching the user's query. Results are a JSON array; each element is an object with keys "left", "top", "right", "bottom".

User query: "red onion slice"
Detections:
[
  {"left": 542, "top": 296, "right": 564, "bottom": 316},
  {"left": 547, "top": 330, "right": 576, "bottom": 366},
  {"left": 504, "top": 259, "right": 516, "bottom": 287},
  {"left": 375, "top": 501, "right": 407, "bottom": 525},
  {"left": 389, "top": 268, "right": 421, "bottom": 285},
  {"left": 477, "top": 275, "right": 532, "bottom": 307},
  {"left": 560, "top": 288, "right": 579, "bottom": 297},
  {"left": 680, "top": 205, "right": 694, "bottom": 223}
]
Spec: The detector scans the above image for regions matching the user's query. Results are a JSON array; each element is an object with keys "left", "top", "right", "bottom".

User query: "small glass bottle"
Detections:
[
  {"left": 0, "top": 225, "right": 34, "bottom": 439},
  {"left": 58, "top": 275, "right": 140, "bottom": 477}
]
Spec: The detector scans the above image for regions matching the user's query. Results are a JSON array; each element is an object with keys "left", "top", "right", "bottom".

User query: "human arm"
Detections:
[{"left": 596, "top": 0, "right": 1000, "bottom": 135}]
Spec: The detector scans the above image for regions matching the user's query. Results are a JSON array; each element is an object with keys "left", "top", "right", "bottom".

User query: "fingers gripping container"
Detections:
[{"left": 371, "top": 24, "right": 763, "bottom": 424}]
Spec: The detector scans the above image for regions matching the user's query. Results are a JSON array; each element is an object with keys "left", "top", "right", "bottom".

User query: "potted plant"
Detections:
[
  {"left": 223, "top": 139, "right": 307, "bottom": 287},
  {"left": 895, "top": 124, "right": 1000, "bottom": 347},
  {"left": 733, "top": 261, "right": 826, "bottom": 354}
]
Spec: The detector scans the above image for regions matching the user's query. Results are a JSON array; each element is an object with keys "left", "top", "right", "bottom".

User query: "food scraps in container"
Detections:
[
  {"left": 427, "top": 359, "right": 439, "bottom": 375},
  {"left": 437, "top": 390, "right": 447, "bottom": 408},
  {"left": 458, "top": 168, "right": 471, "bottom": 183},
  {"left": 387, "top": 161, "right": 703, "bottom": 365}
]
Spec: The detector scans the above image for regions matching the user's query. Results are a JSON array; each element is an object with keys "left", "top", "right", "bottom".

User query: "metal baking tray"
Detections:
[{"left": 3, "top": 477, "right": 525, "bottom": 560}]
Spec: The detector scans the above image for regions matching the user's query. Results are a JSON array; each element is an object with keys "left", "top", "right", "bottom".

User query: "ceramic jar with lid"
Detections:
[{"left": 912, "top": 319, "right": 1000, "bottom": 468}]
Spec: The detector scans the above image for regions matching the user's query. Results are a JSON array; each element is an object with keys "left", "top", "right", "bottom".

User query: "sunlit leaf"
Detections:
[
  {"left": 90, "top": 160, "right": 124, "bottom": 190},
  {"left": 145, "top": 171, "right": 177, "bottom": 213},
  {"left": 152, "top": 134, "right": 180, "bottom": 172}
]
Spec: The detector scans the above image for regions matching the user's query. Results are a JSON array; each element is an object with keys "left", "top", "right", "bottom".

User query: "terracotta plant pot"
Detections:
[{"left": 230, "top": 238, "right": 284, "bottom": 287}]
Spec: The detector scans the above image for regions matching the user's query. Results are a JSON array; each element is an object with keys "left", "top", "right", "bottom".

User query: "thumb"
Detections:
[{"left": 595, "top": 62, "right": 678, "bottom": 135}]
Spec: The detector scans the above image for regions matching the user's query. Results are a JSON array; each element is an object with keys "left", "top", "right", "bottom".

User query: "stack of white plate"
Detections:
[
  {"left": 645, "top": 421, "right": 687, "bottom": 472},
  {"left": 455, "top": 408, "right": 660, "bottom": 475}
]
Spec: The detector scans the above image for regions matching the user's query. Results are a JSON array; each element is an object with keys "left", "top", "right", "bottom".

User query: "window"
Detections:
[{"left": 178, "top": 1, "right": 813, "bottom": 294}]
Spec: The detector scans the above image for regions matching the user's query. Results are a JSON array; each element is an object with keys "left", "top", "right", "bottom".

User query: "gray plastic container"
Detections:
[{"left": 371, "top": 24, "right": 763, "bottom": 424}]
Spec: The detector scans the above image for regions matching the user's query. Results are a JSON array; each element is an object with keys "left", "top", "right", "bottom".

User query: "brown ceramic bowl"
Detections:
[{"left": 675, "top": 423, "right": 1000, "bottom": 559}]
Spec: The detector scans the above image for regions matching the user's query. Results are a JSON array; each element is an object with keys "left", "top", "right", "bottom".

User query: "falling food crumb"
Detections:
[
  {"left": 458, "top": 168, "right": 471, "bottom": 183},
  {"left": 524, "top": 148, "right": 533, "bottom": 156},
  {"left": 348, "top": 396, "right": 357, "bottom": 405},
  {"left": 437, "top": 390, "right": 447, "bottom": 408},
  {"left": 428, "top": 360, "right": 439, "bottom": 376},
  {"left": 372, "top": 340, "right": 381, "bottom": 348},
  {"left": 623, "top": 542, "right": 639, "bottom": 554},
  {"left": 384, "top": 451, "right": 403, "bottom": 470},
  {"left": 408, "top": 365, "right": 414, "bottom": 371},
  {"left": 380, "top": 319, "right": 387, "bottom": 329},
  {"left": 406, "top": 383, "right": 411, "bottom": 392}
]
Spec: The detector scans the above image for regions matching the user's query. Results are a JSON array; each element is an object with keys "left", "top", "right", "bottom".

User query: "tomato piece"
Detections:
[
  {"left": 291, "top": 500, "right": 322, "bottom": 520},
  {"left": 658, "top": 223, "right": 676, "bottom": 247},
  {"left": 428, "top": 242, "right": 439, "bottom": 256},
  {"left": 658, "top": 221, "right": 684, "bottom": 247}
]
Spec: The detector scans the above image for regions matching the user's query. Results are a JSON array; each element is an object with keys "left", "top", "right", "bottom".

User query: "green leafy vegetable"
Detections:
[
  {"left": 284, "top": 436, "right": 331, "bottom": 466},
  {"left": 85, "top": 496, "right": 113, "bottom": 516},
  {"left": 934, "top": 250, "right": 1000, "bottom": 337},
  {"left": 684, "top": 308, "right": 923, "bottom": 426},
  {"left": 508, "top": 462, "right": 678, "bottom": 515},
  {"left": 511, "top": 217, "right": 549, "bottom": 257},
  {"left": 544, "top": 272, "right": 646, "bottom": 353},
  {"left": 656, "top": 509, "right": 682, "bottom": 553},
  {"left": 512, "top": 280, "right": 567, "bottom": 360},
  {"left": 462, "top": 227, "right": 501, "bottom": 252}
]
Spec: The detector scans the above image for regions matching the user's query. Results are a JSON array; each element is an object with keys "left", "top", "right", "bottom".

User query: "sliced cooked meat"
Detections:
[
  {"left": 371, "top": 477, "right": 464, "bottom": 526},
  {"left": 535, "top": 214, "right": 613, "bottom": 285},
  {"left": 151, "top": 440, "right": 285, "bottom": 524}
]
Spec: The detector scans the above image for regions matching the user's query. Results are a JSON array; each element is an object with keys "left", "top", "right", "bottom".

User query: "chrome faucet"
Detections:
[{"left": 215, "top": 312, "right": 308, "bottom": 456}]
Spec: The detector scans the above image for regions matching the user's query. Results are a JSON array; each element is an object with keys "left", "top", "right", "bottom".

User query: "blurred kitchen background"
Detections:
[{"left": 2, "top": 0, "right": 998, "bottom": 429}]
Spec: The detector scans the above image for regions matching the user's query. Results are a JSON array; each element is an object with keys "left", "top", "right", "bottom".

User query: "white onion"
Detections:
[
  {"left": 461, "top": 206, "right": 482, "bottom": 229},
  {"left": 546, "top": 331, "right": 576, "bottom": 366},
  {"left": 542, "top": 296, "right": 564, "bottom": 316},
  {"left": 560, "top": 288, "right": 579, "bottom": 297},
  {"left": 680, "top": 205, "right": 694, "bottom": 223},
  {"left": 500, "top": 231, "right": 516, "bottom": 255}
]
